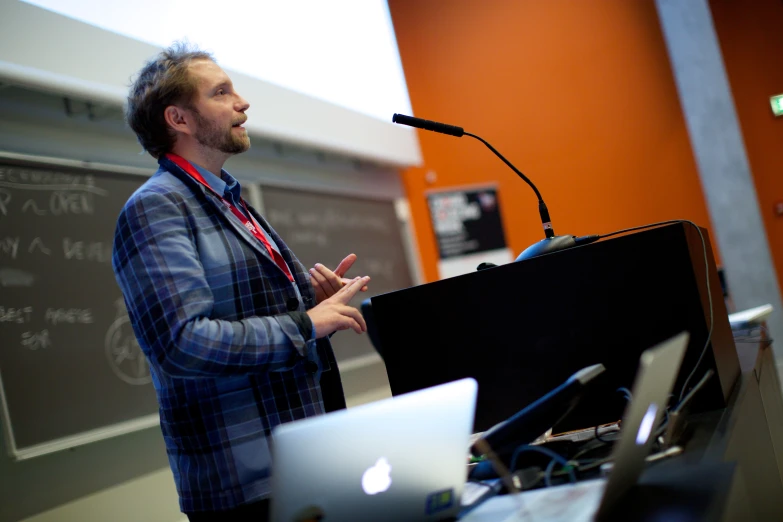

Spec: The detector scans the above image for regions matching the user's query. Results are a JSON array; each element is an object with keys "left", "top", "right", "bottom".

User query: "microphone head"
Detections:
[{"left": 392, "top": 113, "right": 464, "bottom": 137}]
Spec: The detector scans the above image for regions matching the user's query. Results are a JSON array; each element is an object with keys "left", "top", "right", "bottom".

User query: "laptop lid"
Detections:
[
  {"left": 270, "top": 377, "right": 478, "bottom": 522},
  {"left": 596, "top": 331, "right": 689, "bottom": 518}
]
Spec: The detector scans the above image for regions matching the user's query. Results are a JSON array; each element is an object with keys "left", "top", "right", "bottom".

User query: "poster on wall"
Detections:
[{"left": 427, "top": 185, "right": 513, "bottom": 279}]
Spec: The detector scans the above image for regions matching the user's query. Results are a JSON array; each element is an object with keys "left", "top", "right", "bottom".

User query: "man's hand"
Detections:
[
  {"left": 309, "top": 253, "right": 369, "bottom": 304},
  {"left": 307, "top": 276, "right": 371, "bottom": 338}
]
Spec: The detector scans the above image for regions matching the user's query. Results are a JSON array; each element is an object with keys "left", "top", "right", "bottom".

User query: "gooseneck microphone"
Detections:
[{"left": 392, "top": 113, "right": 589, "bottom": 260}]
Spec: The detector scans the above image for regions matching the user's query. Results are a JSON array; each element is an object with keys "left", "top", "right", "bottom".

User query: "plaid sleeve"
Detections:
[{"left": 112, "top": 188, "right": 305, "bottom": 377}]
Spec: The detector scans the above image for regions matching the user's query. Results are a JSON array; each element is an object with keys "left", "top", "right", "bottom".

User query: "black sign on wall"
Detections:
[{"left": 427, "top": 186, "right": 508, "bottom": 259}]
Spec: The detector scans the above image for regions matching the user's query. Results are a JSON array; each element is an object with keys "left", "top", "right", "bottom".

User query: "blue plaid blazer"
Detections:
[{"left": 112, "top": 156, "right": 345, "bottom": 513}]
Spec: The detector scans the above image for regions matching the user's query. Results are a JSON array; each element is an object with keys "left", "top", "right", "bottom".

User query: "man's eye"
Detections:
[{"left": 216, "top": 89, "right": 225, "bottom": 95}]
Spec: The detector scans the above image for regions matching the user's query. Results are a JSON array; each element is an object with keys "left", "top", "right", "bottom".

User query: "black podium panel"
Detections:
[{"left": 372, "top": 223, "right": 739, "bottom": 433}]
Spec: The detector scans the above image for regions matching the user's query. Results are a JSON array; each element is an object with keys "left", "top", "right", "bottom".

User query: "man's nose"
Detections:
[{"left": 236, "top": 95, "right": 250, "bottom": 112}]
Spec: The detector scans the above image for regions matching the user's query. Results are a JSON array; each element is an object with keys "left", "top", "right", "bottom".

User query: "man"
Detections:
[{"left": 112, "top": 42, "right": 371, "bottom": 521}]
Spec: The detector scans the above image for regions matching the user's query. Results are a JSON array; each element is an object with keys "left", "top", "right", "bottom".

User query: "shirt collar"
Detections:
[{"left": 191, "top": 162, "right": 242, "bottom": 202}]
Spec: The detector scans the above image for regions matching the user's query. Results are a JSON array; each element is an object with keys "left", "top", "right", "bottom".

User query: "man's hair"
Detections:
[{"left": 126, "top": 42, "right": 214, "bottom": 159}]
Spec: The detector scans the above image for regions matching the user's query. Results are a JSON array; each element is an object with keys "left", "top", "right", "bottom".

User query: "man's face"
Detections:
[{"left": 186, "top": 59, "right": 251, "bottom": 154}]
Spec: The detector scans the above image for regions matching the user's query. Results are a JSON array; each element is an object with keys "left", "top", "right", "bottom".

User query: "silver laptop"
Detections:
[
  {"left": 461, "top": 331, "right": 690, "bottom": 522},
  {"left": 270, "top": 377, "right": 478, "bottom": 522}
]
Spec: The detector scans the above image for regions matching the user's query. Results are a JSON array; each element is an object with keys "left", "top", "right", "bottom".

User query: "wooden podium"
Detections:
[{"left": 371, "top": 223, "right": 741, "bottom": 433}]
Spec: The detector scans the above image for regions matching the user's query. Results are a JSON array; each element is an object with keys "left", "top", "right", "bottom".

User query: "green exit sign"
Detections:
[{"left": 771, "top": 94, "right": 783, "bottom": 117}]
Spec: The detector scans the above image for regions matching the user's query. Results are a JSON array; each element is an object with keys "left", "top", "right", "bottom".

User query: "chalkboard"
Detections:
[
  {"left": 259, "top": 184, "right": 416, "bottom": 362},
  {"left": 0, "top": 154, "right": 159, "bottom": 459}
]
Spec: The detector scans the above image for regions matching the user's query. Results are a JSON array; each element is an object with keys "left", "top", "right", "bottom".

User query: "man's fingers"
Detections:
[
  {"left": 340, "top": 277, "right": 369, "bottom": 292},
  {"left": 336, "top": 276, "right": 361, "bottom": 293},
  {"left": 339, "top": 314, "right": 363, "bottom": 334},
  {"left": 341, "top": 305, "right": 367, "bottom": 332},
  {"left": 309, "top": 267, "right": 330, "bottom": 292},
  {"left": 341, "top": 316, "right": 363, "bottom": 334},
  {"left": 333, "top": 254, "right": 357, "bottom": 278},
  {"left": 312, "top": 264, "right": 342, "bottom": 295},
  {"left": 336, "top": 276, "right": 370, "bottom": 302}
]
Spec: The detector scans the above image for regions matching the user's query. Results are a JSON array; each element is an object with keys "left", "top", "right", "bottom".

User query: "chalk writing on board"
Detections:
[
  {"left": 1, "top": 305, "right": 96, "bottom": 350},
  {"left": 0, "top": 168, "right": 106, "bottom": 195},
  {"left": 21, "top": 329, "right": 51, "bottom": 351},
  {"left": 0, "top": 164, "right": 109, "bottom": 220},
  {"left": 0, "top": 237, "right": 19, "bottom": 259},
  {"left": 0, "top": 268, "right": 34, "bottom": 287},
  {"left": 267, "top": 207, "right": 391, "bottom": 234},
  {"left": 288, "top": 230, "right": 328, "bottom": 247},
  {"left": 62, "top": 239, "right": 111, "bottom": 263},
  {"left": 0, "top": 189, "right": 10, "bottom": 215},
  {"left": 105, "top": 300, "right": 151, "bottom": 385},
  {"left": 365, "top": 258, "right": 394, "bottom": 281},
  {"left": 0, "top": 306, "right": 33, "bottom": 323},
  {"left": 21, "top": 199, "right": 47, "bottom": 216},
  {"left": 44, "top": 308, "right": 93, "bottom": 326},
  {"left": 48, "top": 192, "right": 95, "bottom": 215},
  {"left": 27, "top": 237, "right": 51, "bottom": 256},
  {"left": 0, "top": 159, "right": 163, "bottom": 456}
]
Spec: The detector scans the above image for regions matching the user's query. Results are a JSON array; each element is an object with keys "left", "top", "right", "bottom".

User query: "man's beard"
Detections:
[{"left": 192, "top": 110, "right": 250, "bottom": 154}]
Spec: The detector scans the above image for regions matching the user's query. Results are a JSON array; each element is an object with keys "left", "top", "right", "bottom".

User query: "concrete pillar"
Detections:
[{"left": 655, "top": 0, "right": 783, "bottom": 363}]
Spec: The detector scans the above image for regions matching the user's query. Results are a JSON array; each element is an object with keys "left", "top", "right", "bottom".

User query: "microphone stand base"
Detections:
[{"left": 516, "top": 235, "right": 577, "bottom": 261}]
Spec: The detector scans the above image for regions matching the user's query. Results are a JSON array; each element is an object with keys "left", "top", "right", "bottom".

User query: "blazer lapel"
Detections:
[
  {"left": 159, "top": 158, "right": 282, "bottom": 273},
  {"left": 247, "top": 203, "right": 316, "bottom": 302},
  {"left": 208, "top": 194, "right": 278, "bottom": 263}
]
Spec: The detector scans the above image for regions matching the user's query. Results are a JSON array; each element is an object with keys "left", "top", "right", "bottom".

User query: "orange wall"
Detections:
[
  {"left": 710, "top": 0, "right": 783, "bottom": 294},
  {"left": 389, "top": 0, "right": 716, "bottom": 283}
]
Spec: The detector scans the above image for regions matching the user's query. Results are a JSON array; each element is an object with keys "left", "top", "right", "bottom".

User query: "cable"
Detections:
[
  {"left": 572, "top": 431, "right": 615, "bottom": 461},
  {"left": 596, "top": 220, "right": 713, "bottom": 405},
  {"left": 654, "top": 408, "right": 672, "bottom": 442},
  {"left": 463, "top": 132, "right": 543, "bottom": 202},
  {"left": 572, "top": 456, "right": 613, "bottom": 473},
  {"left": 617, "top": 387, "right": 633, "bottom": 402},
  {"left": 594, "top": 424, "right": 616, "bottom": 443},
  {"left": 464, "top": 130, "right": 557, "bottom": 239},
  {"left": 672, "top": 369, "right": 715, "bottom": 415},
  {"left": 544, "top": 458, "right": 558, "bottom": 487},
  {"left": 509, "top": 444, "right": 577, "bottom": 484}
]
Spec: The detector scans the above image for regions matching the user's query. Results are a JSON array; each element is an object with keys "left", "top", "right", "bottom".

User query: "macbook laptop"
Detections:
[
  {"left": 270, "top": 377, "right": 478, "bottom": 522},
  {"left": 460, "top": 331, "right": 690, "bottom": 522}
]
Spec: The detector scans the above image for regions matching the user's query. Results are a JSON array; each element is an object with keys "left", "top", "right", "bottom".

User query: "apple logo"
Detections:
[
  {"left": 361, "top": 457, "right": 392, "bottom": 495},
  {"left": 635, "top": 403, "right": 658, "bottom": 446}
]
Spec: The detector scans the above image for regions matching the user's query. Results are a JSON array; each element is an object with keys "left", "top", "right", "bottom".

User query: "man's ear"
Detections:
[{"left": 163, "top": 105, "right": 193, "bottom": 137}]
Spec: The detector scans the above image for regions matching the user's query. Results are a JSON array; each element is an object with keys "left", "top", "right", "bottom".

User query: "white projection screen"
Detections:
[{"left": 0, "top": 0, "right": 421, "bottom": 166}]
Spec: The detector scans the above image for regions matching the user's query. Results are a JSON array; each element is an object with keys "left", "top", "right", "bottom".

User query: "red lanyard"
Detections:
[{"left": 166, "top": 153, "right": 294, "bottom": 282}]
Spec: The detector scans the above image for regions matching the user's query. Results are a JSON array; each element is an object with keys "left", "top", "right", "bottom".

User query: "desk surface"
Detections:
[{"left": 460, "top": 461, "right": 736, "bottom": 522}]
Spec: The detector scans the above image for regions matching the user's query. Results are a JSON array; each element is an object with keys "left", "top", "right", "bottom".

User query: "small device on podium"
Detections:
[{"left": 471, "top": 363, "right": 605, "bottom": 460}]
